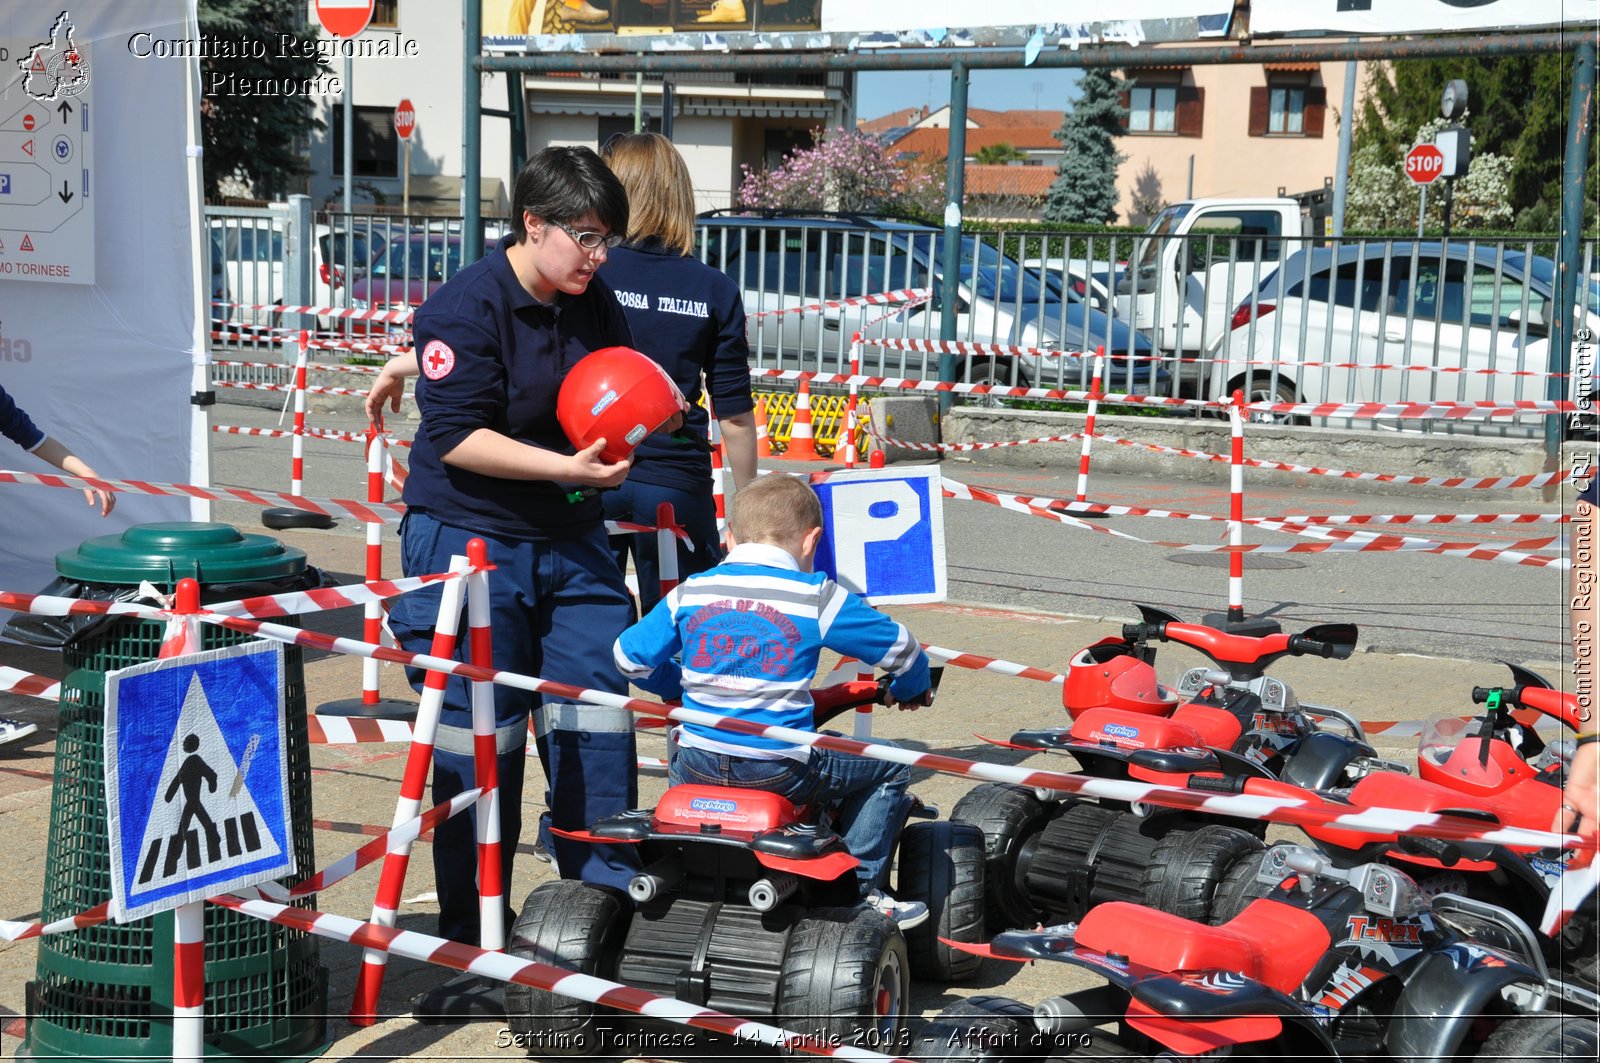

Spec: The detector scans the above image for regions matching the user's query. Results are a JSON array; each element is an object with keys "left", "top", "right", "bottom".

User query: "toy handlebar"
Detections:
[
  {"left": 1470, "top": 663, "right": 1583, "bottom": 732},
  {"left": 1121, "top": 604, "right": 1356, "bottom": 679}
]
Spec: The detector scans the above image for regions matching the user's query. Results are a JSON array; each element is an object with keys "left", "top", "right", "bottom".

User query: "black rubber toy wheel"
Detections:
[
  {"left": 1477, "top": 1013, "right": 1600, "bottom": 1062},
  {"left": 777, "top": 906, "right": 909, "bottom": 1056},
  {"left": 1143, "top": 824, "right": 1265, "bottom": 923},
  {"left": 909, "top": 995, "right": 1045, "bottom": 1062},
  {"left": 951, "top": 783, "right": 1057, "bottom": 934},
  {"left": 1025, "top": 800, "right": 1118, "bottom": 923},
  {"left": 1208, "top": 847, "right": 1276, "bottom": 926},
  {"left": 504, "top": 880, "right": 630, "bottom": 1055},
  {"left": 899, "top": 820, "right": 987, "bottom": 982}
]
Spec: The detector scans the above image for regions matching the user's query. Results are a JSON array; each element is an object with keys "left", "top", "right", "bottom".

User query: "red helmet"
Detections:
[
  {"left": 1062, "top": 637, "right": 1178, "bottom": 719},
  {"left": 557, "top": 346, "right": 689, "bottom": 463}
]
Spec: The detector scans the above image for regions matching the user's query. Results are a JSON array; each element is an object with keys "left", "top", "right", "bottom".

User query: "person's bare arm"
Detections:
[
  {"left": 365, "top": 351, "right": 420, "bottom": 425},
  {"left": 33, "top": 436, "right": 114, "bottom": 516},
  {"left": 718, "top": 410, "right": 758, "bottom": 490},
  {"left": 441, "top": 431, "right": 631, "bottom": 489}
]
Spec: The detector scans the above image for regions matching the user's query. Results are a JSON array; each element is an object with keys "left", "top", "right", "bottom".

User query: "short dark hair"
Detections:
[{"left": 511, "top": 146, "right": 629, "bottom": 243}]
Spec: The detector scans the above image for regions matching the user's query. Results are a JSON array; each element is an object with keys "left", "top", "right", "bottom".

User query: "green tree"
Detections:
[
  {"left": 973, "top": 142, "right": 1026, "bottom": 165},
  {"left": 198, "top": 0, "right": 325, "bottom": 200},
  {"left": 1354, "top": 56, "right": 1596, "bottom": 228},
  {"left": 1043, "top": 69, "right": 1128, "bottom": 224}
]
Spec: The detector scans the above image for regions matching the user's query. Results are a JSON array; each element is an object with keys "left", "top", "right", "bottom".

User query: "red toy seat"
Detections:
[
  {"left": 653, "top": 784, "right": 799, "bottom": 835},
  {"left": 1077, "top": 899, "right": 1329, "bottom": 994}
]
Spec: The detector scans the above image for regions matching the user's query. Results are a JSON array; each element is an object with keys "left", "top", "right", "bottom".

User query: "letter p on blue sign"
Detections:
[{"left": 812, "top": 466, "right": 945, "bottom": 605}]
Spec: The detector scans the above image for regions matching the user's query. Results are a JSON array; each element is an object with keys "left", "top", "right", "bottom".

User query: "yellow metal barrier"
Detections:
[{"left": 757, "top": 391, "right": 869, "bottom": 458}]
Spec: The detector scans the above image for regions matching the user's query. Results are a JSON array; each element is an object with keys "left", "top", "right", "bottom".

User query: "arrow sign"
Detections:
[
  {"left": 58, "top": 180, "right": 72, "bottom": 205},
  {"left": 315, "top": 0, "right": 374, "bottom": 39},
  {"left": 393, "top": 98, "right": 415, "bottom": 141},
  {"left": 1405, "top": 143, "right": 1445, "bottom": 186},
  {"left": 56, "top": 101, "right": 72, "bottom": 124}
]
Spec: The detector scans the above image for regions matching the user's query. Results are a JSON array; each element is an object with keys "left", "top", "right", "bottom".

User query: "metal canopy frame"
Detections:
[{"left": 462, "top": 8, "right": 1595, "bottom": 450}]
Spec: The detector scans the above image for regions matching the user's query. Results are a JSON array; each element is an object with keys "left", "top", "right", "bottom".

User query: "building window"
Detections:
[
  {"left": 1128, "top": 85, "right": 1177, "bottom": 134},
  {"left": 372, "top": 1, "right": 399, "bottom": 28},
  {"left": 763, "top": 128, "right": 813, "bottom": 169},
  {"left": 330, "top": 105, "right": 398, "bottom": 178},
  {"left": 598, "top": 115, "right": 661, "bottom": 146},
  {"left": 1250, "top": 79, "right": 1326, "bottom": 138}
]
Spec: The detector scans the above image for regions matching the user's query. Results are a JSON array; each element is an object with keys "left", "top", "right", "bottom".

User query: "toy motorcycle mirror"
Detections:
[{"left": 1295, "top": 622, "right": 1358, "bottom": 660}]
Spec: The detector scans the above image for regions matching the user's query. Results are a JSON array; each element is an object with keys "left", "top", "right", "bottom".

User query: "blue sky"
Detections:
[{"left": 856, "top": 67, "right": 1085, "bottom": 122}]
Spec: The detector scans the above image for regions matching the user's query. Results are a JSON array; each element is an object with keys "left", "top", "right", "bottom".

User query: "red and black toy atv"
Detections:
[
  {"left": 953, "top": 604, "right": 1385, "bottom": 933},
  {"left": 916, "top": 844, "right": 1599, "bottom": 1063},
  {"left": 503, "top": 668, "right": 985, "bottom": 1056},
  {"left": 1235, "top": 663, "right": 1597, "bottom": 986}
]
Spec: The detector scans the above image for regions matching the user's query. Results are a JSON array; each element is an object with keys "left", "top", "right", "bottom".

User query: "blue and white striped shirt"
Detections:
[{"left": 613, "top": 542, "right": 930, "bottom": 759}]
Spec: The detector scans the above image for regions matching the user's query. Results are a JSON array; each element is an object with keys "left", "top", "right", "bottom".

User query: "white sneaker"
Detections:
[
  {"left": 0, "top": 718, "right": 37, "bottom": 747},
  {"left": 865, "top": 890, "right": 928, "bottom": 930}
]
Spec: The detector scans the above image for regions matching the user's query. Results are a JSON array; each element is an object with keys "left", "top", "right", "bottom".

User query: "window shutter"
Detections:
[
  {"left": 1304, "top": 86, "right": 1327, "bottom": 138},
  {"left": 1176, "top": 86, "right": 1205, "bottom": 137},
  {"left": 1248, "top": 86, "right": 1268, "bottom": 137}
]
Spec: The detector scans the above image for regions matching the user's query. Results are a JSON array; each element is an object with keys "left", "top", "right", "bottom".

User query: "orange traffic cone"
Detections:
[
  {"left": 755, "top": 395, "right": 773, "bottom": 458},
  {"left": 784, "top": 380, "right": 819, "bottom": 461}
]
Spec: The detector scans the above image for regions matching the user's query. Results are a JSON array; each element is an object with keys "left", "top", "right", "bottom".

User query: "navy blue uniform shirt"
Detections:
[
  {"left": 0, "top": 385, "right": 45, "bottom": 453},
  {"left": 600, "top": 238, "right": 753, "bottom": 492},
  {"left": 405, "top": 235, "right": 634, "bottom": 539}
]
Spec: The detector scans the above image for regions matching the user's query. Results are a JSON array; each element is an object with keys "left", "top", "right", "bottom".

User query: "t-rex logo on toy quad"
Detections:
[{"left": 19, "top": 12, "right": 91, "bottom": 103}]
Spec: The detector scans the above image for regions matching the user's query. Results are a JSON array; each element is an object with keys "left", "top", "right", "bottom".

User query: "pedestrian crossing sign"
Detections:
[{"left": 104, "top": 641, "right": 296, "bottom": 922}]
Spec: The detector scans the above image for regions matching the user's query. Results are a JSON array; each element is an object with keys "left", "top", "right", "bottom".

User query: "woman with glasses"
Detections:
[
  {"left": 597, "top": 132, "right": 758, "bottom": 616},
  {"left": 371, "top": 147, "right": 647, "bottom": 996}
]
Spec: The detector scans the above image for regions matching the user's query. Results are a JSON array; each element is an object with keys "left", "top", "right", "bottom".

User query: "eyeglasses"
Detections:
[{"left": 552, "top": 219, "right": 623, "bottom": 251}]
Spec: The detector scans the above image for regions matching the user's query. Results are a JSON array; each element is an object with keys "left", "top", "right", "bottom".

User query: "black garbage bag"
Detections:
[{"left": 1, "top": 566, "right": 329, "bottom": 650}]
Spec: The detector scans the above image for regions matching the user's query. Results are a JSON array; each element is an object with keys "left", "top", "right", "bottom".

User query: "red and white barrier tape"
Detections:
[
  {"left": 1094, "top": 432, "right": 1577, "bottom": 490},
  {"left": 213, "top": 424, "right": 374, "bottom": 445},
  {"left": 0, "top": 789, "right": 481, "bottom": 942},
  {"left": 926, "top": 644, "right": 1064, "bottom": 684},
  {"left": 215, "top": 381, "right": 372, "bottom": 398},
  {"left": 0, "top": 587, "right": 1588, "bottom": 859},
  {"left": 0, "top": 666, "right": 60, "bottom": 702},
  {"left": 213, "top": 359, "right": 387, "bottom": 377},
  {"left": 213, "top": 892, "right": 917, "bottom": 1062},
  {"left": 211, "top": 301, "right": 413, "bottom": 324},
  {"left": 0, "top": 469, "right": 406, "bottom": 525},
  {"left": 876, "top": 432, "right": 1089, "bottom": 454},
  {"left": 204, "top": 570, "right": 466, "bottom": 620},
  {"left": 941, "top": 478, "right": 1568, "bottom": 568},
  {"left": 861, "top": 294, "right": 930, "bottom": 331},
  {"left": 749, "top": 287, "right": 931, "bottom": 321},
  {"left": 1216, "top": 356, "right": 1565, "bottom": 380},
  {"left": 861, "top": 336, "right": 1089, "bottom": 362}
]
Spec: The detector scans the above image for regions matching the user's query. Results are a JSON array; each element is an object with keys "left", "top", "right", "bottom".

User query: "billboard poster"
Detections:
[
  {"left": 483, "top": 0, "right": 1232, "bottom": 44},
  {"left": 1252, "top": 0, "right": 1599, "bottom": 35}
]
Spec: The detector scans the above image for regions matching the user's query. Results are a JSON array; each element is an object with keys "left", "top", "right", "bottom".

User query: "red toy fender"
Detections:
[
  {"left": 1417, "top": 735, "right": 1544, "bottom": 798},
  {"left": 1170, "top": 701, "right": 1244, "bottom": 749}
]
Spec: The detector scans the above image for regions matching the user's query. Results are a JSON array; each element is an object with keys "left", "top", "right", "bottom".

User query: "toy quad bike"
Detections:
[
  {"left": 954, "top": 604, "right": 1387, "bottom": 932},
  {"left": 503, "top": 669, "right": 985, "bottom": 1055},
  {"left": 1218, "top": 663, "right": 1598, "bottom": 986},
  {"left": 917, "top": 843, "right": 1599, "bottom": 1062}
]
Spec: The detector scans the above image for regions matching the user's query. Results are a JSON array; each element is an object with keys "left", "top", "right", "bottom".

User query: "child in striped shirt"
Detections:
[{"left": 614, "top": 473, "right": 933, "bottom": 926}]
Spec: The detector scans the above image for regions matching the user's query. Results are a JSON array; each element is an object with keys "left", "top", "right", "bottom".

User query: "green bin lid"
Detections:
[{"left": 55, "top": 522, "right": 307, "bottom": 586}]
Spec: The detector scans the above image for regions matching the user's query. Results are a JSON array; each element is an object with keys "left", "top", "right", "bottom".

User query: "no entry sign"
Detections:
[
  {"left": 1405, "top": 143, "right": 1445, "bottom": 185},
  {"left": 315, "top": 0, "right": 374, "bottom": 39},
  {"left": 394, "top": 98, "right": 415, "bottom": 140}
]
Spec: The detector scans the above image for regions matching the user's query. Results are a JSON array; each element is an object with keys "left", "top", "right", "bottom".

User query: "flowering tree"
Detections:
[
  {"left": 1346, "top": 115, "right": 1514, "bottom": 231},
  {"left": 735, "top": 127, "right": 942, "bottom": 217}
]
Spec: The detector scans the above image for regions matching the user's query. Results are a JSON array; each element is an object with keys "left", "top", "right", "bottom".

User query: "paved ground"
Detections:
[{"left": 0, "top": 518, "right": 1518, "bottom": 1062}]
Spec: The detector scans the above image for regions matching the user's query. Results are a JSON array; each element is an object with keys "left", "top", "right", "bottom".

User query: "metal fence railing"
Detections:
[{"left": 206, "top": 205, "right": 1596, "bottom": 438}]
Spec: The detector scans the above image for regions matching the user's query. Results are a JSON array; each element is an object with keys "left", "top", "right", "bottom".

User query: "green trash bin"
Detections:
[{"left": 23, "top": 523, "right": 329, "bottom": 1062}]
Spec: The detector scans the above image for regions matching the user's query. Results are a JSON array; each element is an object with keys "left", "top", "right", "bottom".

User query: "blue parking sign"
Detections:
[
  {"left": 812, "top": 466, "right": 946, "bottom": 605},
  {"left": 104, "top": 641, "right": 295, "bottom": 922},
  {"left": 0, "top": 174, "right": 10, "bottom": 195}
]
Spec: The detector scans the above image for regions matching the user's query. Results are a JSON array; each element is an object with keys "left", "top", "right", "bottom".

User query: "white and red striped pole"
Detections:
[
  {"left": 290, "top": 330, "right": 309, "bottom": 496},
  {"left": 844, "top": 333, "right": 861, "bottom": 468},
  {"left": 361, "top": 429, "right": 384, "bottom": 704},
  {"left": 706, "top": 393, "right": 729, "bottom": 545},
  {"left": 166, "top": 578, "right": 206, "bottom": 1063},
  {"left": 1228, "top": 390, "right": 1247, "bottom": 624},
  {"left": 656, "top": 502, "right": 680, "bottom": 603},
  {"left": 348, "top": 555, "right": 472, "bottom": 1025},
  {"left": 1074, "top": 348, "right": 1104, "bottom": 507},
  {"left": 464, "top": 538, "right": 504, "bottom": 953}
]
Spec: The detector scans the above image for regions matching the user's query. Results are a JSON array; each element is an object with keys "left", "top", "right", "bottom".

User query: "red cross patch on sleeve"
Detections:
[{"left": 421, "top": 340, "right": 455, "bottom": 380}]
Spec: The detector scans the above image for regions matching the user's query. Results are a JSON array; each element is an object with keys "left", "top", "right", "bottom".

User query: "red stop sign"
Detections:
[
  {"left": 395, "top": 98, "right": 416, "bottom": 140},
  {"left": 315, "top": 0, "right": 373, "bottom": 39},
  {"left": 1405, "top": 143, "right": 1445, "bottom": 185}
]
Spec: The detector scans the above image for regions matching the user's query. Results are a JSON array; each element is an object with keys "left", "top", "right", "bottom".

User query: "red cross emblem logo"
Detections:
[{"left": 421, "top": 340, "right": 455, "bottom": 380}]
